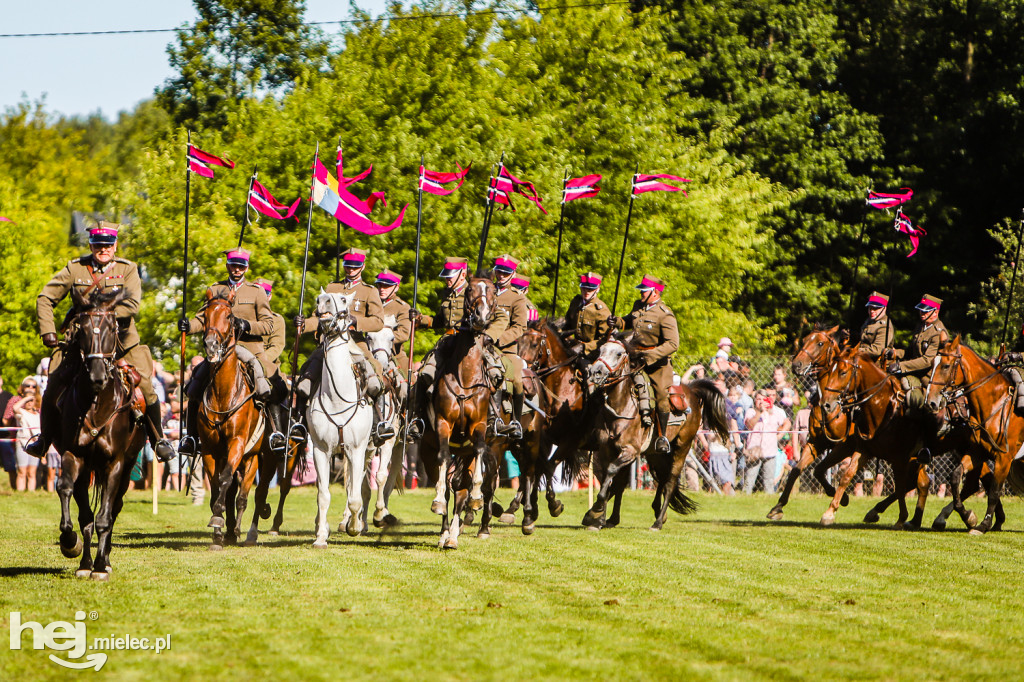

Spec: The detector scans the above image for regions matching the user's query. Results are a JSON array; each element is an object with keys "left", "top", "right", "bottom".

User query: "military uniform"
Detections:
[
  {"left": 187, "top": 280, "right": 276, "bottom": 375},
  {"left": 857, "top": 291, "right": 895, "bottom": 362},
  {"left": 565, "top": 294, "right": 611, "bottom": 355},
  {"left": 622, "top": 297, "right": 680, "bottom": 414},
  {"left": 418, "top": 283, "right": 467, "bottom": 334},
  {"left": 511, "top": 276, "right": 539, "bottom": 324},
  {"left": 264, "top": 312, "right": 286, "bottom": 373},
  {"left": 300, "top": 277, "right": 385, "bottom": 377},
  {"left": 894, "top": 320, "right": 948, "bottom": 380}
]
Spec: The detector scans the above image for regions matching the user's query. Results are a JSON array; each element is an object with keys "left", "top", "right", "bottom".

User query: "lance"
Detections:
[
  {"left": 336, "top": 136, "right": 343, "bottom": 282},
  {"left": 882, "top": 211, "right": 902, "bottom": 351},
  {"left": 476, "top": 152, "right": 505, "bottom": 273},
  {"left": 286, "top": 141, "right": 319, "bottom": 446},
  {"left": 611, "top": 162, "right": 640, "bottom": 316},
  {"left": 237, "top": 163, "right": 257, "bottom": 248},
  {"left": 403, "top": 154, "right": 426, "bottom": 448},
  {"left": 549, "top": 168, "right": 570, "bottom": 317},
  {"left": 1000, "top": 208, "right": 1024, "bottom": 347},
  {"left": 179, "top": 130, "right": 193, "bottom": 492}
]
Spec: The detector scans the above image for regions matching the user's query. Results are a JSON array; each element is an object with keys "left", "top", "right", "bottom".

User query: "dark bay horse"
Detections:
[
  {"left": 584, "top": 336, "right": 730, "bottom": 531},
  {"left": 197, "top": 292, "right": 278, "bottom": 549},
  {"left": 53, "top": 291, "right": 147, "bottom": 580},
  {"left": 925, "top": 336, "right": 1021, "bottom": 533}
]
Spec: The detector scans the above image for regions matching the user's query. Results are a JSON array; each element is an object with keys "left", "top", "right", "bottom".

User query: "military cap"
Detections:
[
  {"left": 510, "top": 275, "right": 530, "bottom": 292},
  {"left": 375, "top": 269, "right": 402, "bottom": 287},
  {"left": 341, "top": 247, "right": 368, "bottom": 268},
  {"left": 439, "top": 256, "right": 468, "bottom": 278},
  {"left": 88, "top": 221, "right": 120, "bottom": 245},
  {"left": 254, "top": 277, "right": 274, "bottom": 298},
  {"left": 915, "top": 294, "right": 942, "bottom": 311},
  {"left": 579, "top": 272, "right": 603, "bottom": 289},
  {"left": 866, "top": 291, "right": 889, "bottom": 308},
  {"left": 635, "top": 274, "right": 666, "bottom": 293},
  {"left": 493, "top": 254, "right": 520, "bottom": 274},
  {"left": 224, "top": 248, "right": 251, "bottom": 266}
]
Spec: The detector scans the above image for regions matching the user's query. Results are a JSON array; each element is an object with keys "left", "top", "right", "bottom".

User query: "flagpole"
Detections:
[
  {"left": 882, "top": 211, "right": 902, "bottom": 351},
  {"left": 550, "top": 168, "right": 570, "bottom": 317},
  {"left": 336, "top": 137, "right": 343, "bottom": 282},
  {"left": 611, "top": 162, "right": 639, "bottom": 316},
  {"left": 845, "top": 208, "right": 869, "bottom": 325},
  {"left": 237, "top": 164, "right": 257, "bottom": 248},
  {"left": 476, "top": 151, "right": 504, "bottom": 273},
  {"left": 179, "top": 131, "right": 193, "bottom": 493},
  {"left": 1000, "top": 208, "right": 1024, "bottom": 347},
  {"left": 404, "top": 154, "right": 426, "bottom": 450},
  {"left": 286, "top": 141, "right": 319, "bottom": 445}
]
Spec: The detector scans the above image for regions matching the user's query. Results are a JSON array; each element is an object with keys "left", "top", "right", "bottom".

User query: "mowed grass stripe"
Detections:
[{"left": 1, "top": 487, "right": 1022, "bottom": 681}]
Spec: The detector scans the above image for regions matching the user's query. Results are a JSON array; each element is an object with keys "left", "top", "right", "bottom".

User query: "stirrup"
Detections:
[
  {"left": 916, "top": 447, "right": 932, "bottom": 465},
  {"left": 375, "top": 421, "right": 396, "bottom": 440},
  {"left": 178, "top": 435, "right": 197, "bottom": 457},
  {"left": 154, "top": 440, "right": 175, "bottom": 463},
  {"left": 288, "top": 423, "right": 308, "bottom": 443},
  {"left": 23, "top": 435, "right": 46, "bottom": 458},
  {"left": 655, "top": 436, "right": 671, "bottom": 455},
  {"left": 406, "top": 418, "right": 424, "bottom": 441},
  {"left": 502, "top": 419, "right": 523, "bottom": 440},
  {"left": 268, "top": 431, "right": 287, "bottom": 452}
]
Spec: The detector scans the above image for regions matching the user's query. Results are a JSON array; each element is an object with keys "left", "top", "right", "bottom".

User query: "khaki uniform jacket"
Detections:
[
  {"left": 381, "top": 296, "right": 412, "bottom": 354},
  {"left": 565, "top": 294, "right": 610, "bottom": 354},
  {"left": 858, "top": 314, "right": 896, "bottom": 361},
  {"left": 303, "top": 279, "right": 384, "bottom": 335},
  {"left": 494, "top": 287, "right": 528, "bottom": 352},
  {"left": 37, "top": 255, "right": 142, "bottom": 346},
  {"left": 419, "top": 283, "right": 467, "bottom": 334},
  {"left": 187, "top": 280, "right": 275, "bottom": 361},
  {"left": 898, "top": 320, "right": 949, "bottom": 376},
  {"left": 264, "top": 312, "right": 286, "bottom": 372},
  {"left": 624, "top": 300, "right": 680, "bottom": 368}
]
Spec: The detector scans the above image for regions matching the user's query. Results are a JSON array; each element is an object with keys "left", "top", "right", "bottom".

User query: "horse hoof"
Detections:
[
  {"left": 89, "top": 572, "right": 110, "bottom": 582},
  {"left": 766, "top": 509, "right": 783, "bottom": 521},
  {"left": 337, "top": 522, "right": 346, "bottom": 533},
  {"left": 931, "top": 519, "right": 947, "bottom": 531},
  {"left": 968, "top": 528, "right": 985, "bottom": 536},
  {"left": 208, "top": 543, "right": 223, "bottom": 551},
  {"left": 863, "top": 511, "right": 880, "bottom": 524},
  {"left": 490, "top": 502, "right": 505, "bottom": 517},
  {"left": 840, "top": 494, "right": 850, "bottom": 507},
  {"left": 892, "top": 522, "right": 905, "bottom": 531},
  {"left": 442, "top": 538, "right": 458, "bottom": 550},
  {"left": 820, "top": 516, "right": 835, "bottom": 527},
  {"left": 522, "top": 523, "right": 535, "bottom": 535},
  {"left": 903, "top": 522, "right": 920, "bottom": 532},
  {"left": 431, "top": 500, "right": 446, "bottom": 515},
  {"left": 549, "top": 501, "right": 564, "bottom": 517},
  {"left": 312, "top": 540, "right": 329, "bottom": 549},
  {"left": 75, "top": 569, "right": 92, "bottom": 579},
  {"left": 268, "top": 530, "right": 280, "bottom": 537},
  {"left": 224, "top": 535, "right": 238, "bottom": 546},
  {"left": 469, "top": 497, "right": 484, "bottom": 512},
  {"left": 649, "top": 525, "right": 662, "bottom": 532},
  {"left": 260, "top": 504, "right": 272, "bottom": 520},
  {"left": 61, "top": 537, "right": 84, "bottom": 559},
  {"left": 604, "top": 519, "right": 619, "bottom": 529},
  {"left": 499, "top": 513, "right": 516, "bottom": 525},
  {"left": 477, "top": 531, "right": 490, "bottom": 540},
  {"left": 585, "top": 525, "right": 601, "bottom": 532},
  {"left": 463, "top": 511, "right": 475, "bottom": 526},
  {"left": 244, "top": 537, "right": 258, "bottom": 547},
  {"left": 208, "top": 516, "right": 225, "bottom": 529},
  {"left": 346, "top": 525, "right": 361, "bottom": 538},
  {"left": 967, "top": 511, "right": 978, "bottom": 528}
]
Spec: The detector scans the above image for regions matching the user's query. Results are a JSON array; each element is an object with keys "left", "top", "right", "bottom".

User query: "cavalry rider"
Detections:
[
  {"left": 28, "top": 222, "right": 174, "bottom": 462},
  {"left": 374, "top": 268, "right": 412, "bottom": 373},
  {"left": 564, "top": 271, "right": 611, "bottom": 358},
  {"left": 887, "top": 294, "right": 948, "bottom": 410},
  {"left": 292, "top": 247, "right": 393, "bottom": 441},
  {"left": 177, "top": 248, "right": 286, "bottom": 454},
  {"left": 858, "top": 291, "right": 896, "bottom": 363},
  {"left": 253, "top": 278, "right": 290, "bottom": 448},
  {"left": 510, "top": 275, "right": 540, "bottom": 324},
  {"left": 487, "top": 254, "right": 530, "bottom": 439},
  {"left": 609, "top": 274, "right": 680, "bottom": 455}
]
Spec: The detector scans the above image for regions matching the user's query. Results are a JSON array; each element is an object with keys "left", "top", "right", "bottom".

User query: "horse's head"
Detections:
[
  {"left": 464, "top": 276, "right": 496, "bottom": 332},
  {"left": 816, "top": 345, "right": 862, "bottom": 439},
  {"left": 76, "top": 290, "right": 123, "bottom": 391},
  {"left": 517, "top": 328, "right": 548, "bottom": 368},
  {"left": 587, "top": 337, "right": 630, "bottom": 391},
  {"left": 315, "top": 290, "right": 355, "bottom": 339},
  {"left": 367, "top": 313, "right": 396, "bottom": 364},
  {"left": 926, "top": 335, "right": 964, "bottom": 414},
  {"left": 792, "top": 324, "right": 844, "bottom": 377},
  {"left": 202, "top": 291, "right": 236, "bottom": 364}
]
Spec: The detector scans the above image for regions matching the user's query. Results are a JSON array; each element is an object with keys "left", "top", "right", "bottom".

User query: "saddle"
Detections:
[
  {"left": 115, "top": 358, "right": 146, "bottom": 418},
  {"left": 668, "top": 384, "right": 690, "bottom": 415}
]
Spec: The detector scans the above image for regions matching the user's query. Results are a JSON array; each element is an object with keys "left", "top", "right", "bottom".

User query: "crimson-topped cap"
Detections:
[
  {"left": 254, "top": 278, "right": 273, "bottom": 297},
  {"left": 88, "top": 221, "right": 120, "bottom": 245},
  {"left": 439, "top": 256, "right": 468, "bottom": 278},
  {"left": 224, "top": 248, "right": 251, "bottom": 266},
  {"left": 493, "top": 254, "right": 520, "bottom": 274},
  {"left": 866, "top": 291, "right": 889, "bottom": 308},
  {"left": 375, "top": 269, "right": 402, "bottom": 287},
  {"left": 635, "top": 274, "right": 665, "bottom": 293},
  {"left": 511, "top": 275, "right": 530, "bottom": 291},
  {"left": 915, "top": 294, "right": 942, "bottom": 312},
  {"left": 580, "top": 272, "right": 603, "bottom": 289},
  {"left": 342, "top": 247, "right": 367, "bottom": 268}
]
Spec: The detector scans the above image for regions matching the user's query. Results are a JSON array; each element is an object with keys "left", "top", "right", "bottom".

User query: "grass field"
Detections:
[{"left": 2, "top": 485, "right": 1023, "bottom": 681}]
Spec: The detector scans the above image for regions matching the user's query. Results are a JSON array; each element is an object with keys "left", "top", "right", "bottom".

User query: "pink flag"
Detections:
[
  {"left": 420, "top": 163, "right": 472, "bottom": 196},
  {"left": 311, "top": 158, "right": 407, "bottom": 235},
  {"left": 248, "top": 178, "right": 300, "bottom": 221},
  {"left": 563, "top": 174, "right": 602, "bottom": 203},
  {"left": 487, "top": 185, "right": 515, "bottom": 211},
  {"left": 492, "top": 165, "right": 548, "bottom": 214},
  {"left": 187, "top": 144, "right": 235, "bottom": 179},
  {"left": 0, "top": 216, "right": 13, "bottom": 224},
  {"left": 867, "top": 188, "right": 913, "bottom": 210},
  {"left": 894, "top": 208, "right": 926, "bottom": 257},
  {"left": 336, "top": 146, "right": 373, "bottom": 187},
  {"left": 632, "top": 173, "right": 690, "bottom": 195}
]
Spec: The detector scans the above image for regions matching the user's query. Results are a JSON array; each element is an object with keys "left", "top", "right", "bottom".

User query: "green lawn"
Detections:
[{"left": 1, "top": 485, "right": 1022, "bottom": 681}]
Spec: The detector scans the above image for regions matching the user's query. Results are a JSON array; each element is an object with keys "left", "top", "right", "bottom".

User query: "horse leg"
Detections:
[
  {"left": 971, "top": 458, "right": 1005, "bottom": 535},
  {"left": 768, "top": 440, "right": 819, "bottom": 520},
  {"left": 246, "top": 451, "right": 271, "bottom": 546},
  {"left": 606, "top": 467, "right": 630, "bottom": 528},
  {"left": 270, "top": 443, "right": 298, "bottom": 535},
  {"left": 543, "top": 443, "right": 565, "bottom": 518},
  {"left": 813, "top": 445, "right": 852, "bottom": 505},
  {"left": 584, "top": 448, "right": 632, "bottom": 530},
  {"left": 71, "top": 472, "right": 94, "bottom": 578},
  {"left": 224, "top": 473, "right": 241, "bottom": 545},
  {"left": 520, "top": 455, "right": 538, "bottom": 535},
  {"left": 445, "top": 485, "right": 466, "bottom": 551},
  {"left": 346, "top": 442, "right": 368, "bottom": 538},
  {"left": 469, "top": 448, "right": 485, "bottom": 512},
  {"left": 206, "top": 453, "right": 230, "bottom": 548},
  {"left": 57, "top": 452, "right": 83, "bottom": 560},
  {"left": 903, "top": 463, "right": 930, "bottom": 531},
  {"left": 372, "top": 440, "right": 394, "bottom": 527},
  {"left": 311, "top": 443, "right": 332, "bottom": 548},
  {"left": 377, "top": 440, "right": 403, "bottom": 527},
  {"left": 89, "top": 462, "right": 124, "bottom": 580},
  {"left": 820, "top": 451, "right": 861, "bottom": 526},
  {"left": 651, "top": 448, "right": 687, "bottom": 531},
  {"left": 433, "top": 421, "right": 453, "bottom": 516},
  {"left": 477, "top": 447, "right": 498, "bottom": 540},
  {"left": 500, "top": 490, "right": 523, "bottom": 524},
  {"left": 950, "top": 456, "right": 981, "bottom": 530}
]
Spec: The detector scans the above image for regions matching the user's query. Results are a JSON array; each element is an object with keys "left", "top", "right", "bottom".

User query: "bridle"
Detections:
[
  {"left": 199, "top": 298, "right": 255, "bottom": 425},
  {"left": 590, "top": 339, "right": 632, "bottom": 389},
  {"left": 928, "top": 345, "right": 1013, "bottom": 450},
  {"left": 793, "top": 333, "right": 839, "bottom": 378},
  {"left": 818, "top": 355, "right": 891, "bottom": 441}
]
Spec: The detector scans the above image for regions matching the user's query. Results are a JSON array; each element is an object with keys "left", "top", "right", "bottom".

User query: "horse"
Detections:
[
  {"left": 924, "top": 336, "right": 1021, "bottom": 534},
  {"left": 432, "top": 275, "right": 504, "bottom": 549},
  {"left": 814, "top": 344, "right": 934, "bottom": 528},
  {"left": 196, "top": 292, "right": 280, "bottom": 548},
  {"left": 307, "top": 290, "right": 374, "bottom": 546},
  {"left": 52, "top": 291, "right": 147, "bottom": 580},
  {"left": 584, "top": 335, "right": 730, "bottom": 531}
]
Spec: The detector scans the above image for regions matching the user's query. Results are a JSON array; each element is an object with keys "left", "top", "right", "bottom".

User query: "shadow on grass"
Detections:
[
  {"left": 684, "top": 517, "right": 1024, "bottom": 533},
  {"left": 0, "top": 566, "right": 64, "bottom": 577}
]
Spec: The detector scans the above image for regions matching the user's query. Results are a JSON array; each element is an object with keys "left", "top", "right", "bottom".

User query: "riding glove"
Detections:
[
  {"left": 293, "top": 315, "right": 305, "bottom": 329},
  {"left": 41, "top": 333, "right": 59, "bottom": 348},
  {"left": 235, "top": 318, "right": 251, "bottom": 335},
  {"left": 177, "top": 318, "right": 190, "bottom": 333}
]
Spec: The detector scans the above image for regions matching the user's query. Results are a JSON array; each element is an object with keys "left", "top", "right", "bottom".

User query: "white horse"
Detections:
[
  {"left": 341, "top": 314, "right": 406, "bottom": 530},
  {"left": 308, "top": 290, "right": 374, "bottom": 547}
]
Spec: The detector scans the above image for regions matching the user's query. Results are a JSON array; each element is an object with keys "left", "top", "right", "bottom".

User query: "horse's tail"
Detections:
[
  {"left": 557, "top": 443, "right": 588, "bottom": 488},
  {"left": 689, "top": 378, "right": 730, "bottom": 443},
  {"left": 648, "top": 463, "right": 699, "bottom": 515}
]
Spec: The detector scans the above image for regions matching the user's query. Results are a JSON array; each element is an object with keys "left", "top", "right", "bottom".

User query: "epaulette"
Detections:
[
  {"left": 659, "top": 303, "right": 675, "bottom": 315},
  {"left": 71, "top": 256, "right": 85, "bottom": 264},
  {"left": 594, "top": 301, "right": 606, "bottom": 310},
  {"left": 112, "top": 256, "right": 133, "bottom": 265}
]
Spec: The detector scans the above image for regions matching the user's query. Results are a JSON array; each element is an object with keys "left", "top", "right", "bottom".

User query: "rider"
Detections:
[
  {"left": 28, "top": 222, "right": 175, "bottom": 462},
  {"left": 887, "top": 294, "right": 948, "bottom": 410},
  {"left": 510, "top": 275, "right": 539, "bottom": 324},
  {"left": 488, "top": 254, "right": 529, "bottom": 440},
  {"left": 858, "top": 291, "right": 896, "bottom": 364},
  {"left": 609, "top": 274, "right": 680, "bottom": 455},
  {"left": 253, "top": 278, "right": 290, "bottom": 449},
  {"left": 564, "top": 271, "right": 611, "bottom": 358},
  {"left": 292, "top": 247, "right": 393, "bottom": 441},
  {"left": 178, "top": 249, "right": 284, "bottom": 454},
  {"left": 375, "top": 268, "right": 412, "bottom": 373}
]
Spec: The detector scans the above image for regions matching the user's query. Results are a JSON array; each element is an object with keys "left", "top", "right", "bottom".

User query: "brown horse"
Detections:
[
  {"left": 584, "top": 336, "right": 730, "bottom": 531},
  {"left": 925, "top": 336, "right": 1020, "bottom": 533},
  {"left": 432, "top": 276, "right": 505, "bottom": 549},
  {"left": 197, "top": 292, "right": 278, "bottom": 549},
  {"left": 53, "top": 291, "right": 147, "bottom": 580},
  {"left": 815, "top": 345, "right": 933, "bottom": 528}
]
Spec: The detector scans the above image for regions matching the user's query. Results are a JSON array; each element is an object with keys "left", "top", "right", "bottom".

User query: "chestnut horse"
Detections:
[
  {"left": 197, "top": 292, "right": 277, "bottom": 549},
  {"left": 53, "top": 291, "right": 147, "bottom": 580},
  {"left": 584, "top": 336, "right": 730, "bottom": 531},
  {"left": 925, "top": 336, "right": 1020, "bottom": 533}
]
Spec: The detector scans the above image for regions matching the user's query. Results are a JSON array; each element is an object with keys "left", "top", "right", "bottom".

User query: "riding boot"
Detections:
[
  {"left": 265, "top": 403, "right": 286, "bottom": 452},
  {"left": 24, "top": 395, "right": 57, "bottom": 458},
  {"left": 178, "top": 363, "right": 207, "bottom": 457},
  {"left": 288, "top": 394, "right": 308, "bottom": 443},
  {"left": 654, "top": 410, "right": 671, "bottom": 455},
  {"left": 406, "top": 375, "right": 432, "bottom": 441},
  {"left": 506, "top": 391, "right": 524, "bottom": 440},
  {"left": 635, "top": 374, "right": 653, "bottom": 427},
  {"left": 144, "top": 401, "right": 175, "bottom": 463},
  {"left": 373, "top": 394, "right": 396, "bottom": 442},
  {"left": 236, "top": 346, "right": 271, "bottom": 399}
]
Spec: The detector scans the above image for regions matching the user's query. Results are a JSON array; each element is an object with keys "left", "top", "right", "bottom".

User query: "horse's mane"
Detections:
[{"left": 85, "top": 288, "right": 126, "bottom": 310}]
